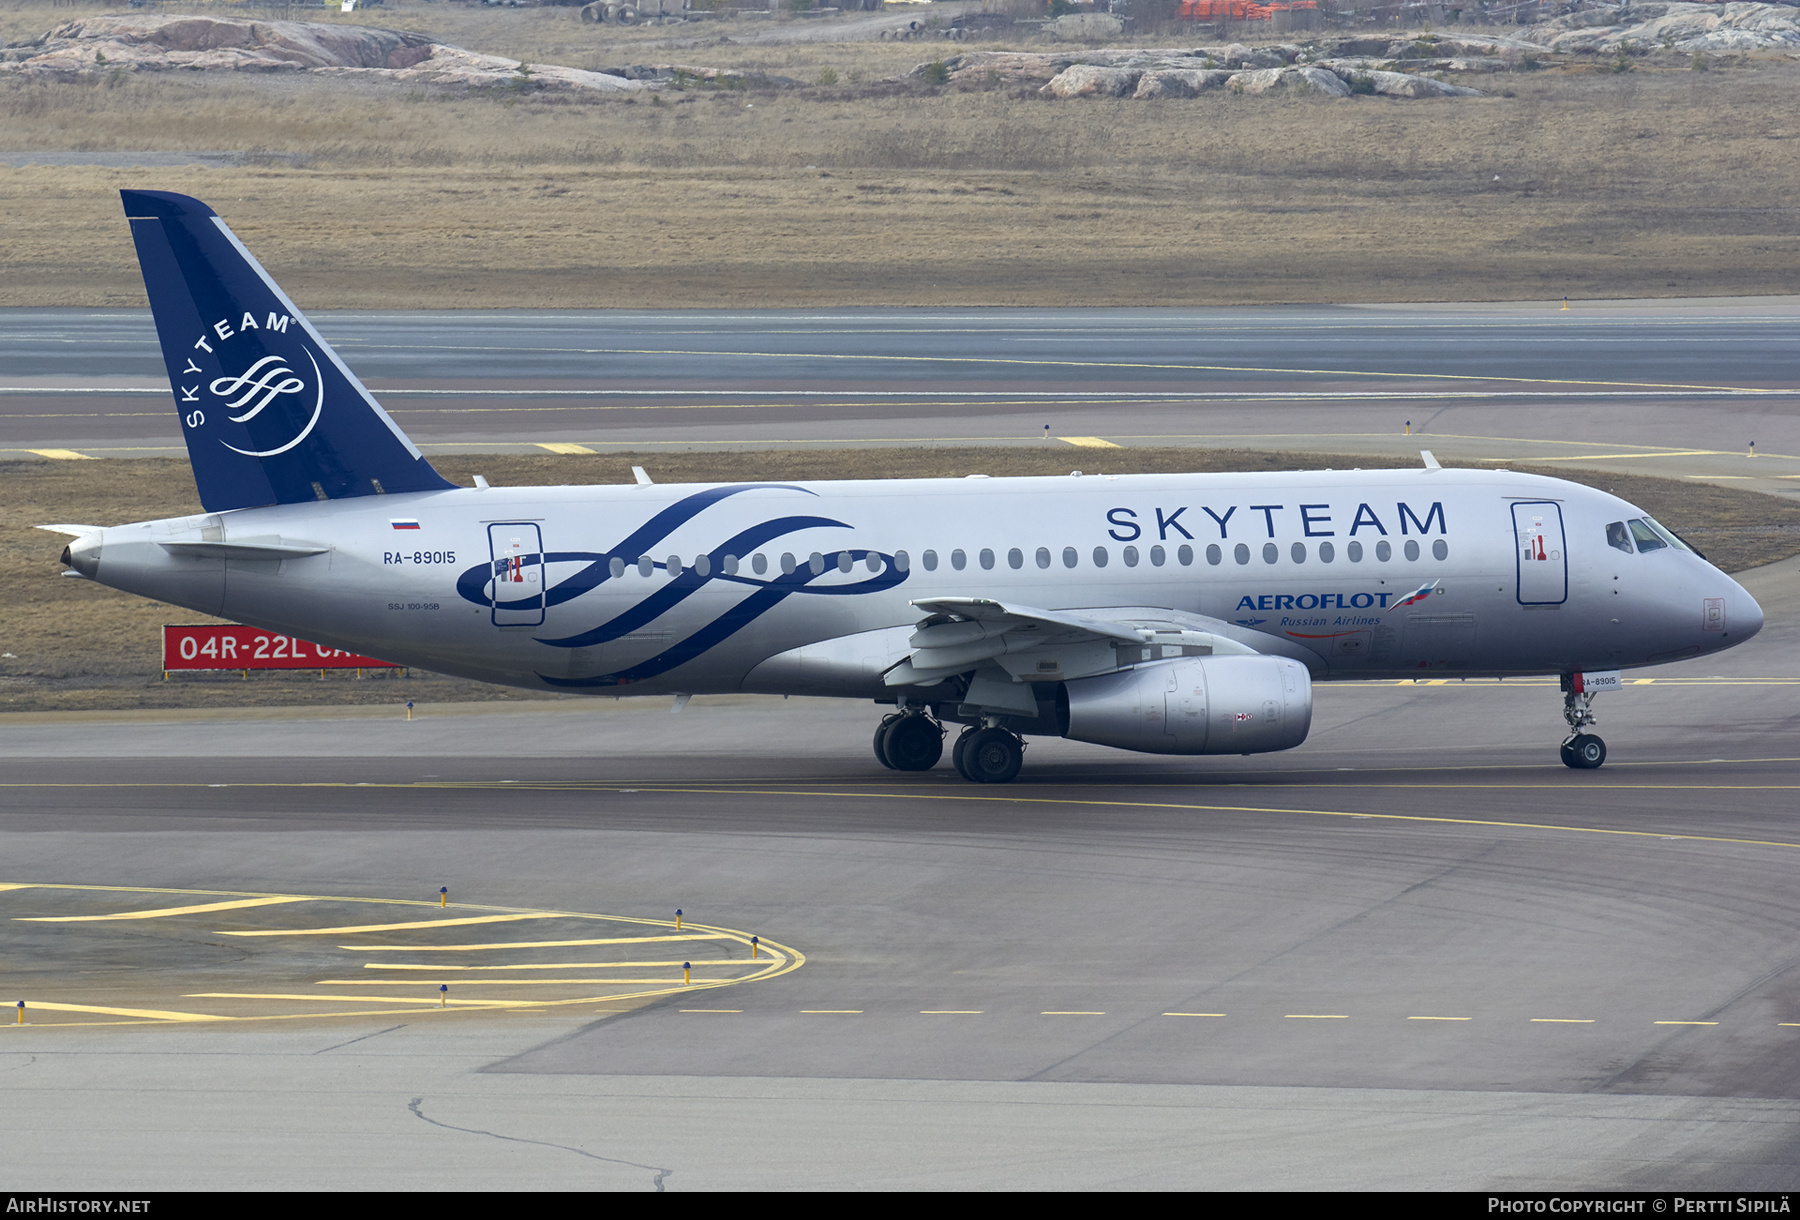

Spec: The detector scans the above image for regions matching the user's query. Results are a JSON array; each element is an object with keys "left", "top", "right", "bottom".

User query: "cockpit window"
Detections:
[
  {"left": 1605, "top": 521, "right": 1634, "bottom": 553},
  {"left": 1627, "top": 519, "right": 1668, "bottom": 553},
  {"left": 1641, "top": 515, "right": 1695, "bottom": 554}
]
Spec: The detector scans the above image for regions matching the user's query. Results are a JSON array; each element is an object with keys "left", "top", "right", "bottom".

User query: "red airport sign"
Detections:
[{"left": 163, "top": 624, "right": 396, "bottom": 671}]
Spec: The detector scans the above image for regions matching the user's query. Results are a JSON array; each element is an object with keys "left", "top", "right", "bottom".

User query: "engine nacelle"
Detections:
[{"left": 1062, "top": 655, "right": 1312, "bottom": 755}]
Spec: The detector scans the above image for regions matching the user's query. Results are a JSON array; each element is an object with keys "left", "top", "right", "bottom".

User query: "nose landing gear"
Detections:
[{"left": 1559, "top": 676, "right": 1606, "bottom": 769}]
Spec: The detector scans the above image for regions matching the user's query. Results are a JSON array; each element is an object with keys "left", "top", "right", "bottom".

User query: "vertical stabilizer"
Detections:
[{"left": 121, "top": 189, "right": 455, "bottom": 512}]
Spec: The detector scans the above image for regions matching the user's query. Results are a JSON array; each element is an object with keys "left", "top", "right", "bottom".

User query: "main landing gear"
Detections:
[
  {"left": 872, "top": 711, "right": 1024, "bottom": 782},
  {"left": 873, "top": 711, "right": 945, "bottom": 772},
  {"left": 1559, "top": 678, "right": 1607, "bottom": 770},
  {"left": 952, "top": 725, "right": 1024, "bottom": 784}
]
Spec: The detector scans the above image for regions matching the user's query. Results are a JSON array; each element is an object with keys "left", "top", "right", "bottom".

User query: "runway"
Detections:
[
  {"left": 4, "top": 556, "right": 1799, "bottom": 1189},
  {"left": 5, "top": 300, "right": 1800, "bottom": 494}
]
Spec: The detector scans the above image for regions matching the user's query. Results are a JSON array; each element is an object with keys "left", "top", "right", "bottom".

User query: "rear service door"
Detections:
[
  {"left": 1512, "top": 501, "right": 1567, "bottom": 606},
  {"left": 487, "top": 522, "right": 545, "bottom": 627}
]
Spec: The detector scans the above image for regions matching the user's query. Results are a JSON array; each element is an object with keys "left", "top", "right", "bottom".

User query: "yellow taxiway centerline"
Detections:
[
  {"left": 21, "top": 896, "right": 309, "bottom": 922},
  {"left": 219, "top": 914, "right": 544, "bottom": 937},
  {"left": 339, "top": 933, "right": 733, "bottom": 951}
]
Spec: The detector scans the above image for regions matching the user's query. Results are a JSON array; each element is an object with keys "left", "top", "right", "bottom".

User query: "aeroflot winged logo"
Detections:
[{"left": 180, "top": 311, "right": 324, "bottom": 458}]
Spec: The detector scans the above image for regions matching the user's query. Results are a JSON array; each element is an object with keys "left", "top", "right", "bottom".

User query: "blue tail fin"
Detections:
[{"left": 121, "top": 190, "right": 454, "bottom": 512}]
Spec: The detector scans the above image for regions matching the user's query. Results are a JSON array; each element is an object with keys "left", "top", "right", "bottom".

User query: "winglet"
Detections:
[
  {"left": 1420, "top": 450, "right": 1440, "bottom": 471},
  {"left": 632, "top": 466, "right": 654, "bottom": 486}
]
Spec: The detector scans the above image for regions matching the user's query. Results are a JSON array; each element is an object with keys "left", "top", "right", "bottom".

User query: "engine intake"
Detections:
[{"left": 1062, "top": 655, "right": 1312, "bottom": 756}]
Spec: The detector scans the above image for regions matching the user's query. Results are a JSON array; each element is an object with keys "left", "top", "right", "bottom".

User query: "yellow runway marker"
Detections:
[
  {"left": 525, "top": 344, "right": 1776, "bottom": 397},
  {"left": 1529, "top": 450, "right": 1720, "bottom": 462},
  {"left": 1060, "top": 436, "right": 1121, "bottom": 449},
  {"left": 535, "top": 442, "right": 597, "bottom": 455},
  {"left": 1654, "top": 1021, "right": 1719, "bottom": 1026},
  {"left": 922, "top": 1010, "right": 984, "bottom": 1014},
  {"left": 341, "top": 933, "right": 731, "bottom": 951},
  {"left": 623, "top": 786, "right": 1800, "bottom": 853},
  {"left": 801, "top": 1010, "right": 863, "bottom": 1014},
  {"left": 3, "top": 881, "right": 802, "bottom": 1026},
  {"left": 191, "top": 992, "right": 521, "bottom": 1008},
  {"left": 316, "top": 977, "right": 720, "bottom": 986},
  {"left": 364, "top": 959, "right": 770, "bottom": 970},
  {"left": 1531, "top": 1018, "right": 1595, "bottom": 1023},
  {"left": 1285, "top": 1014, "right": 1350, "bottom": 1019},
  {"left": 20, "top": 896, "right": 308, "bottom": 922},
  {"left": 1408, "top": 1016, "right": 1473, "bottom": 1021},
  {"left": 1164, "top": 1012, "right": 1226, "bottom": 1017},
  {"left": 221, "top": 913, "right": 542, "bottom": 937},
  {"left": 1043, "top": 1011, "right": 1106, "bottom": 1015},
  {"left": 681, "top": 1009, "right": 742, "bottom": 1013},
  {"left": 14, "top": 1000, "right": 230, "bottom": 1023},
  {"left": 26, "top": 448, "right": 93, "bottom": 460}
]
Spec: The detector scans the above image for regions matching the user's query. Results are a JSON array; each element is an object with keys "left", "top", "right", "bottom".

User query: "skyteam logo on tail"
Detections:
[
  {"left": 180, "top": 311, "right": 324, "bottom": 458},
  {"left": 210, "top": 349, "right": 324, "bottom": 458}
]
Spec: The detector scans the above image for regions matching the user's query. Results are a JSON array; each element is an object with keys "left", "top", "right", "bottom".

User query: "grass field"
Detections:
[
  {"left": 3, "top": 448, "right": 1794, "bottom": 713},
  {"left": 4, "top": 2, "right": 1800, "bottom": 307}
]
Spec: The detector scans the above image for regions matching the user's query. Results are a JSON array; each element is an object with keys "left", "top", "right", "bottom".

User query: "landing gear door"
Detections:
[
  {"left": 487, "top": 523, "right": 545, "bottom": 627},
  {"left": 1512, "top": 501, "right": 1567, "bottom": 606}
]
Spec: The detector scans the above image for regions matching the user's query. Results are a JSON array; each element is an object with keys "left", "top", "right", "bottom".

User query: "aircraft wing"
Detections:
[{"left": 886, "top": 597, "right": 1261, "bottom": 688}]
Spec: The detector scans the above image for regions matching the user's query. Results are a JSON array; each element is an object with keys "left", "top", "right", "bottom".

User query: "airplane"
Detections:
[{"left": 47, "top": 190, "right": 1765, "bottom": 782}]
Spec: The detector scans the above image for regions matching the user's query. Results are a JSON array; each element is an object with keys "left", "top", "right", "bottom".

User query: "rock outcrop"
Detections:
[
  {"left": 913, "top": 43, "right": 1479, "bottom": 99},
  {"left": 1525, "top": 2, "right": 1800, "bottom": 53},
  {"left": 0, "top": 14, "right": 644, "bottom": 92}
]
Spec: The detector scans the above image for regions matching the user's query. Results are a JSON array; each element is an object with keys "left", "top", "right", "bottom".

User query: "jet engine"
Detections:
[{"left": 1062, "top": 655, "right": 1312, "bottom": 756}]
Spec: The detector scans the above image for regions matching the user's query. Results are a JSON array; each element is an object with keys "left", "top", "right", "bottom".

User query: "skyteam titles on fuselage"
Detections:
[{"left": 1104, "top": 500, "right": 1446, "bottom": 541}]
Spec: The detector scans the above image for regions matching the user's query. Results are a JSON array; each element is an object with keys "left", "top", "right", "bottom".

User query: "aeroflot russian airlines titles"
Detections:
[{"left": 49, "top": 191, "right": 1763, "bottom": 782}]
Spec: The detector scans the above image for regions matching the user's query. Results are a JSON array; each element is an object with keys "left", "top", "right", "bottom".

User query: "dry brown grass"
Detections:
[
  {"left": 3, "top": 448, "right": 1794, "bottom": 712},
  {"left": 3, "top": 1, "right": 1800, "bottom": 307}
]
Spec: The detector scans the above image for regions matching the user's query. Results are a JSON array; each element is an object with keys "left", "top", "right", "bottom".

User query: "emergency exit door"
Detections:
[
  {"left": 1512, "top": 501, "right": 1567, "bottom": 606},
  {"left": 487, "top": 523, "right": 545, "bottom": 626}
]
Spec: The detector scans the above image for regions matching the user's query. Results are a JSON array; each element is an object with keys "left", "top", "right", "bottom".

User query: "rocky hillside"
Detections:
[{"left": 0, "top": 14, "right": 644, "bottom": 91}]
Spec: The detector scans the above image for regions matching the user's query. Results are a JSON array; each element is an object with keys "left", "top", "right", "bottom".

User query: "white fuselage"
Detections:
[{"left": 70, "top": 466, "right": 1761, "bottom": 701}]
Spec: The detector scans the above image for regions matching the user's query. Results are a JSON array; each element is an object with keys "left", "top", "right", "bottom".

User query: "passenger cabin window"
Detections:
[
  {"left": 1007, "top": 548, "right": 1023, "bottom": 570},
  {"left": 1606, "top": 521, "right": 1634, "bottom": 553},
  {"left": 979, "top": 548, "right": 996, "bottom": 570},
  {"left": 1092, "top": 546, "right": 1109, "bottom": 568},
  {"left": 1178, "top": 545, "right": 1193, "bottom": 566},
  {"left": 1036, "top": 547, "right": 1052, "bottom": 569},
  {"left": 895, "top": 551, "right": 910, "bottom": 572},
  {"left": 1123, "top": 546, "right": 1139, "bottom": 567},
  {"left": 1347, "top": 541, "right": 1363, "bottom": 563},
  {"left": 951, "top": 549, "right": 967, "bottom": 571},
  {"left": 1063, "top": 547, "right": 1079, "bottom": 569},
  {"left": 922, "top": 550, "right": 938, "bottom": 571},
  {"left": 752, "top": 553, "right": 768, "bottom": 575},
  {"left": 1150, "top": 545, "right": 1166, "bottom": 567}
]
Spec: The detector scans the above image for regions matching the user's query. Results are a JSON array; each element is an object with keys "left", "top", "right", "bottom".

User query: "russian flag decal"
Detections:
[
  {"left": 1392, "top": 581, "right": 1439, "bottom": 608},
  {"left": 390, "top": 519, "right": 421, "bottom": 530}
]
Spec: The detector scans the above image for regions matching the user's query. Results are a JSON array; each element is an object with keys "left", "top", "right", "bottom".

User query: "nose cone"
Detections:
[{"left": 1736, "top": 581, "right": 1765, "bottom": 644}]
